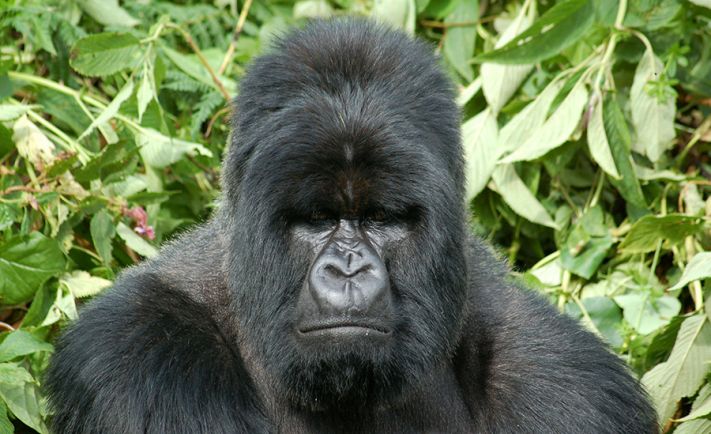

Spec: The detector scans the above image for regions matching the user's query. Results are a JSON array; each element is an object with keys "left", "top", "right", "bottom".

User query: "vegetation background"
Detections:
[{"left": 0, "top": 0, "right": 710, "bottom": 432}]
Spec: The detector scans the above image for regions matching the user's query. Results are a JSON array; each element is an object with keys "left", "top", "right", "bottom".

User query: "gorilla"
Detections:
[{"left": 46, "top": 19, "right": 657, "bottom": 433}]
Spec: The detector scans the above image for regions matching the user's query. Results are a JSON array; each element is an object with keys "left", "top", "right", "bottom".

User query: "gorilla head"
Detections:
[{"left": 221, "top": 19, "right": 468, "bottom": 410}]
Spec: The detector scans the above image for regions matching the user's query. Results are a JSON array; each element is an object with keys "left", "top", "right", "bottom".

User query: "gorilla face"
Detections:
[{"left": 222, "top": 20, "right": 467, "bottom": 410}]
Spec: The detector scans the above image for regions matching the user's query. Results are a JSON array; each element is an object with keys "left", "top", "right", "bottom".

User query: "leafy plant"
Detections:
[{"left": 0, "top": 0, "right": 710, "bottom": 432}]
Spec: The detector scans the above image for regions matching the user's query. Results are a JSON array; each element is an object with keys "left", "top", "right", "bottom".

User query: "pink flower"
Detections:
[{"left": 123, "top": 206, "right": 156, "bottom": 240}]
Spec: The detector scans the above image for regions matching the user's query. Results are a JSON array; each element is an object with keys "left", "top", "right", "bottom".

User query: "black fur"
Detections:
[{"left": 46, "top": 19, "right": 657, "bottom": 433}]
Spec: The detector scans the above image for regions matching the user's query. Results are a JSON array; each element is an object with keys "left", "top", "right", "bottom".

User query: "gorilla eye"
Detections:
[
  {"left": 308, "top": 210, "right": 336, "bottom": 224},
  {"left": 367, "top": 210, "right": 388, "bottom": 222}
]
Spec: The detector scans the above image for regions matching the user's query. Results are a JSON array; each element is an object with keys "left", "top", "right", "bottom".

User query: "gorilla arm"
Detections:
[
  {"left": 455, "top": 237, "right": 657, "bottom": 434},
  {"left": 44, "top": 224, "right": 267, "bottom": 434}
]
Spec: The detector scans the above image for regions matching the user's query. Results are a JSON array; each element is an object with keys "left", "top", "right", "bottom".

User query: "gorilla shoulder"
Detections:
[{"left": 45, "top": 225, "right": 267, "bottom": 433}]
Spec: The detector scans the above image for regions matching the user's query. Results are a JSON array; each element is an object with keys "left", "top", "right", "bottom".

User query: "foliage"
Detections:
[{"left": 0, "top": 0, "right": 710, "bottom": 432}]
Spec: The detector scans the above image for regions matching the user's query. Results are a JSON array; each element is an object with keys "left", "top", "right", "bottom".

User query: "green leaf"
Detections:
[
  {"left": 561, "top": 235, "right": 614, "bottom": 279},
  {"left": 642, "top": 314, "right": 711, "bottom": 424},
  {"left": 0, "top": 233, "right": 66, "bottom": 305},
  {"left": 0, "top": 401, "right": 12, "bottom": 434},
  {"left": 137, "top": 63, "right": 156, "bottom": 122},
  {"left": 670, "top": 252, "right": 711, "bottom": 291},
  {"left": 491, "top": 164, "right": 557, "bottom": 228},
  {"left": 443, "top": 0, "right": 478, "bottom": 81},
  {"left": 60, "top": 271, "right": 112, "bottom": 298},
  {"left": 116, "top": 222, "right": 158, "bottom": 258},
  {"left": 500, "top": 78, "right": 588, "bottom": 163},
  {"left": 481, "top": 5, "right": 534, "bottom": 113},
  {"left": 498, "top": 80, "right": 563, "bottom": 155},
  {"left": 294, "top": 0, "right": 335, "bottom": 19},
  {"left": 91, "top": 210, "right": 116, "bottom": 264},
  {"left": 77, "top": 0, "right": 139, "bottom": 28},
  {"left": 614, "top": 293, "right": 681, "bottom": 335},
  {"left": 673, "top": 419, "right": 711, "bottom": 434},
  {"left": 689, "top": 0, "right": 711, "bottom": 8},
  {"left": 0, "top": 363, "right": 46, "bottom": 433},
  {"left": 678, "top": 383, "right": 711, "bottom": 421},
  {"left": 586, "top": 92, "right": 620, "bottom": 178},
  {"left": 372, "top": 0, "right": 417, "bottom": 33},
  {"left": 137, "top": 128, "right": 212, "bottom": 168},
  {"left": 0, "top": 104, "right": 37, "bottom": 122},
  {"left": 603, "top": 95, "right": 647, "bottom": 210},
  {"left": 619, "top": 214, "right": 704, "bottom": 254},
  {"left": 473, "top": 0, "right": 595, "bottom": 64},
  {"left": 0, "top": 330, "right": 53, "bottom": 363},
  {"left": 630, "top": 48, "right": 676, "bottom": 162},
  {"left": 79, "top": 79, "right": 134, "bottom": 140},
  {"left": 12, "top": 115, "right": 57, "bottom": 168},
  {"left": 423, "top": 0, "right": 459, "bottom": 18},
  {"left": 565, "top": 297, "right": 623, "bottom": 347},
  {"left": 70, "top": 33, "right": 142, "bottom": 77},
  {"left": 463, "top": 108, "right": 498, "bottom": 201},
  {"left": 161, "top": 46, "right": 235, "bottom": 95}
]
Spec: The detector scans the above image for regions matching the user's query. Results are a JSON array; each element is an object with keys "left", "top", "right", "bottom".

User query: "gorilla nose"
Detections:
[{"left": 308, "top": 244, "right": 390, "bottom": 315}]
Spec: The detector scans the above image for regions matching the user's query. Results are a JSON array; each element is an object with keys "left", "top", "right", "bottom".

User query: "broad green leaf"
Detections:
[
  {"left": 372, "top": 0, "right": 416, "bottom": 33},
  {"left": 137, "top": 62, "right": 156, "bottom": 122},
  {"left": 500, "top": 79, "right": 588, "bottom": 163},
  {"left": 457, "top": 77, "right": 482, "bottom": 106},
  {"left": 91, "top": 210, "right": 116, "bottom": 264},
  {"left": 0, "top": 104, "right": 36, "bottom": 122},
  {"left": 77, "top": 0, "right": 139, "bottom": 28},
  {"left": 630, "top": 48, "right": 676, "bottom": 162},
  {"left": 60, "top": 271, "right": 112, "bottom": 298},
  {"left": 565, "top": 297, "right": 623, "bottom": 347},
  {"left": 423, "top": 0, "right": 459, "bottom": 18},
  {"left": 79, "top": 79, "right": 134, "bottom": 141},
  {"left": 498, "top": 80, "right": 563, "bottom": 155},
  {"left": 674, "top": 419, "right": 711, "bottom": 434},
  {"left": 294, "top": 0, "right": 335, "bottom": 19},
  {"left": 561, "top": 235, "right": 614, "bottom": 279},
  {"left": 463, "top": 108, "right": 498, "bottom": 201},
  {"left": 677, "top": 383, "right": 711, "bottom": 421},
  {"left": 604, "top": 95, "right": 647, "bottom": 210},
  {"left": 0, "top": 330, "right": 53, "bottom": 363},
  {"left": 491, "top": 164, "right": 557, "bottom": 228},
  {"left": 560, "top": 206, "right": 613, "bottom": 279},
  {"left": 689, "top": 0, "right": 711, "bottom": 8},
  {"left": 161, "top": 46, "right": 235, "bottom": 95},
  {"left": 103, "top": 175, "right": 149, "bottom": 198},
  {"left": 642, "top": 314, "right": 711, "bottom": 424},
  {"left": 670, "top": 252, "right": 711, "bottom": 291},
  {"left": 0, "top": 401, "right": 11, "bottom": 434},
  {"left": 481, "top": 5, "right": 534, "bottom": 113},
  {"left": 443, "top": 0, "right": 478, "bottom": 81},
  {"left": 0, "top": 232, "right": 66, "bottom": 305},
  {"left": 619, "top": 214, "right": 704, "bottom": 254},
  {"left": 70, "top": 33, "right": 142, "bottom": 77},
  {"left": 0, "top": 363, "right": 46, "bottom": 433},
  {"left": 116, "top": 222, "right": 158, "bottom": 258},
  {"left": 12, "top": 115, "right": 56, "bottom": 168},
  {"left": 23, "top": 285, "right": 77, "bottom": 328},
  {"left": 614, "top": 293, "right": 681, "bottom": 335},
  {"left": 624, "top": 0, "right": 683, "bottom": 31},
  {"left": 473, "top": 0, "right": 594, "bottom": 64},
  {"left": 586, "top": 92, "right": 620, "bottom": 178},
  {"left": 529, "top": 258, "right": 563, "bottom": 286},
  {"left": 137, "top": 128, "right": 212, "bottom": 168}
]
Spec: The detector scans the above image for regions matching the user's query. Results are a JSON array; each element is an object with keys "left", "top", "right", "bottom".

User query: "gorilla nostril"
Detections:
[
  {"left": 323, "top": 263, "right": 344, "bottom": 278},
  {"left": 323, "top": 262, "right": 371, "bottom": 279}
]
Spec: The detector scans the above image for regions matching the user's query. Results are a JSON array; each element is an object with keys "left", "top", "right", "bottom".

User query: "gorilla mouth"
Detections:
[{"left": 298, "top": 320, "right": 391, "bottom": 336}]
